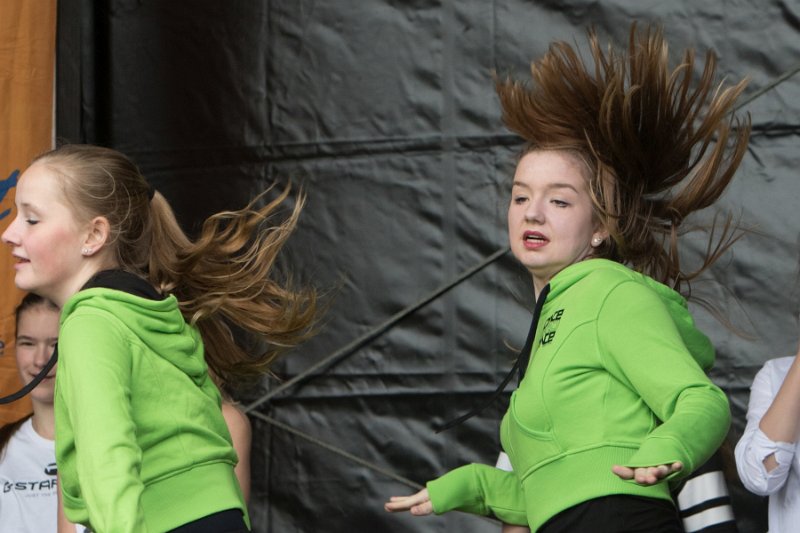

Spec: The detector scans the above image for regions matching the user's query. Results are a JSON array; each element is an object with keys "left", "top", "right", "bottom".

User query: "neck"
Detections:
[
  {"left": 532, "top": 275, "right": 549, "bottom": 300},
  {"left": 53, "top": 260, "right": 120, "bottom": 307},
  {"left": 30, "top": 401, "right": 55, "bottom": 440}
]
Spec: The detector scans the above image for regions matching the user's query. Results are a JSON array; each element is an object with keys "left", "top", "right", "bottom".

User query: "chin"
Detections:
[
  {"left": 15, "top": 277, "right": 51, "bottom": 300},
  {"left": 13, "top": 273, "right": 36, "bottom": 292},
  {"left": 30, "top": 388, "right": 56, "bottom": 404}
]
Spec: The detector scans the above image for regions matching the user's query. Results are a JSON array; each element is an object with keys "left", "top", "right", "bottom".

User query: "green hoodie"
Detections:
[
  {"left": 427, "top": 259, "right": 730, "bottom": 531},
  {"left": 55, "top": 286, "right": 246, "bottom": 532}
]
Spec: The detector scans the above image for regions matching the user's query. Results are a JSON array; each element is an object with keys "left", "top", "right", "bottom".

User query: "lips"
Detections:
[
  {"left": 26, "top": 373, "right": 55, "bottom": 384},
  {"left": 523, "top": 231, "right": 548, "bottom": 249}
]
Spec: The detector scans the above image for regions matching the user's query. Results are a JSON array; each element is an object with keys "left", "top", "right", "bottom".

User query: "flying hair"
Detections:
[
  {"left": 33, "top": 144, "right": 317, "bottom": 389},
  {"left": 496, "top": 23, "right": 751, "bottom": 293}
]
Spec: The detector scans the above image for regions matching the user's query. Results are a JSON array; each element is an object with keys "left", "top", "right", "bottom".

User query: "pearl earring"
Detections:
[
  {"left": 82, "top": 248, "right": 91, "bottom": 255},
  {"left": 592, "top": 237, "right": 602, "bottom": 246}
]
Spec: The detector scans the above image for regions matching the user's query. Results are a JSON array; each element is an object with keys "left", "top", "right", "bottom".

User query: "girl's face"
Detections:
[
  {"left": 2, "top": 162, "right": 91, "bottom": 306},
  {"left": 15, "top": 305, "right": 60, "bottom": 404},
  {"left": 507, "top": 150, "right": 606, "bottom": 292}
]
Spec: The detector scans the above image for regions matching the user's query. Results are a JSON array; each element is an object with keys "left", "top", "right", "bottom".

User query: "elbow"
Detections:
[
  {"left": 735, "top": 447, "right": 785, "bottom": 496},
  {"left": 711, "top": 388, "right": 731, "bottom": 423},
  {"left": 737, "top": 474, "right": 775, "bottom": 497}
]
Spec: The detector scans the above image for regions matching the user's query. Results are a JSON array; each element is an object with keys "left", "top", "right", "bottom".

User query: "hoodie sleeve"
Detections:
[
  {"left": 58, "top": 308, "right": 148, "bottom": 533},
  {"left": 426, "top": 464, "right": 529, "bottom": 526},
  {"left": 596, "top": 281, "right": 730, "bottom": 478}
]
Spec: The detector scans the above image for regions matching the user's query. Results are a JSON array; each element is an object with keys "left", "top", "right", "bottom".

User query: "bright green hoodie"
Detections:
[
  {"left": 427, "top": 259, "right": 730, "bottom": 531},
  {"left": 55, "top": 281, "right": 246, "bottom": 532}
]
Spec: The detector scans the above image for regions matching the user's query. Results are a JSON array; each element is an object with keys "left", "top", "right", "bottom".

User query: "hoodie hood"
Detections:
[
  {"left": 61, "top": 279, "right": 209, "bottom": 386},
  {"left": 547, "top": 258, "right": 715, "bottom": 371}
]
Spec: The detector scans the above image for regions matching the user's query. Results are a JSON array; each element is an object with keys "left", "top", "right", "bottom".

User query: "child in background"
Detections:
[{"left": 0, "top": 293, "right": 85, "bottom": 532}]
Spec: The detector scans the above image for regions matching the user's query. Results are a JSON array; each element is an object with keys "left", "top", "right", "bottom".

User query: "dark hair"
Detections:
[
  {"left": 496, "top": 23, "right": 750, "bottom": 293},
  {"left": 14, "top": 292, "right": 59, "bottom": 338}
]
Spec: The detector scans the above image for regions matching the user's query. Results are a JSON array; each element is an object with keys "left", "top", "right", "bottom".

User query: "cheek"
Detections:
[
  {"left": 507, "top": 205, "right": 522, "bottom": 229},
  {"left": 30, "top": 227, "right": 80, "bottom": 261},
  {"left": 14, "top": 349, "right": 34, "bottom": 371}
]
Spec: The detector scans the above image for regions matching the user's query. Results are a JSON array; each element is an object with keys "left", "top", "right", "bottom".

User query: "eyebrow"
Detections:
[
  {"left": 512, "top": 181, "right": 580, "bottom": 193},
  {"left": 16, "top": 335, "right": 58, "bottom": 342},
  {"left": 18, "top": 201, "right": 41, "bottom": 211}
]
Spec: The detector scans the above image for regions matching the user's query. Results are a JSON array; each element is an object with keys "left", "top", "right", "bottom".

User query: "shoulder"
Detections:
[
  {"left": 556, "top": 260, "right": 641, "bottom": 304},
  {"left": 554, "top": 261, "right": 664, "bottom": 324},
  {"left": 756, "top": 356, "right": 795, "bottom": 384},
  {"left": 578, "top": 261, "right": 661, "bottom": 302},
  {"left": 60, "top": 302, "right": 128, "bottom": 347},
  {"left": 762, "top": 356, "right": 794, "bottom": 372},
  {"left": 591, "top": 273, "right": 664, "bottom": 310},
  {"left": 61, "top": 292, "right": 125, "bottom": 328}
]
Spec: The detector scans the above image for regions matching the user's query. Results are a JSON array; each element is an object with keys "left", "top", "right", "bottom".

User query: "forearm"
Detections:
[
  {"left": 628, "top": 384, "right": 730, "bottom": 477},
  {"left": 57, "top": 477, "right": 76, "bottom": 533},
  {"left": 427, "top": 464, "right": 528, "bottom": 526},
  {"left": 758, "top": 353, "right": 800, "bottom": 448}
]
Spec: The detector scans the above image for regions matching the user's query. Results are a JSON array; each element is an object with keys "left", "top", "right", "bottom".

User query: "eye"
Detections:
[
  {"left": 25, "top": 218, "right": 39, "bottom": 225},
  {"left": 512, "top": 195, "right": 528, "bottom": 205},
  {"left": 551, "top": 199, "right": 570, "bottom": 207},
  {"left": 16, "top": 339, "right": 34, "bottom": 347}
]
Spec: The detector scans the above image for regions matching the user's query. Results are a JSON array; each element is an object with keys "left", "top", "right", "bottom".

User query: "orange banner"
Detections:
[{"left": 0, "top": 0, "right": 56, "bottom": 424}]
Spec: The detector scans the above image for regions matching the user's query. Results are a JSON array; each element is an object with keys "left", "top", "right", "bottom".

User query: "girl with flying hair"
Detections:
[
  {"left": 2, "top": 144, "right": 316, "bottom": 532},
  {"left": 386, "top": 23, "right": 750, "bottom": 532}
]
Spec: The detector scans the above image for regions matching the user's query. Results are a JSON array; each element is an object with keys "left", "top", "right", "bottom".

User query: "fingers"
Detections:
[
  {"left": 384, "top": 488, "right": 432, "bottom": 515},
  {"left": 611, "top": 465, "right": 634, "bottom": 480},
  {"left": 384, "top": 499, "right": 433, "bottom": 515},
  {"left": 611, "top": 462, "right": 683, "bottom": 485},
  {"left": 410, "top": 501, "right": 434, "bottom": 516}
]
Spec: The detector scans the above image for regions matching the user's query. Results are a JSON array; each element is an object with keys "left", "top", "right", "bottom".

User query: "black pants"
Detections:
[
  {"left": 167, "top": 509, "right": 249, "bottom": 533},
  {"left": 539, "top": 495, "right": 683, "bottom": 533}
]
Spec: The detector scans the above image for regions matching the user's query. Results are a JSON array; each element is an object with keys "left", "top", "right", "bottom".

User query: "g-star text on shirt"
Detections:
[
  {"left": 540, "top": 309, "right": 564, "bottom": 345},
  {"left": 4, "top": 478, "right": 58, "bottom": 492}
]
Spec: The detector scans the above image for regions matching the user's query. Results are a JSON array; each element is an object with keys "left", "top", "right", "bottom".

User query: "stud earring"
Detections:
[
  {"left": 82, "top": 248, "right": 91, "bottom": 255},
  {"left": 592, "top": 237, "right": 602, "bottom": 246}
]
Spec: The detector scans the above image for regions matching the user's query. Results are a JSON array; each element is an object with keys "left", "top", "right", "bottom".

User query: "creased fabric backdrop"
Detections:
[{"left": 56, "top": 1, "right": 800, "bottom": 532}]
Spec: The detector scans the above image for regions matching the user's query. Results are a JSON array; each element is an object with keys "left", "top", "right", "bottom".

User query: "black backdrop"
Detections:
[{"left": 56, "top": 1, "right": 800, "bottom": 532}]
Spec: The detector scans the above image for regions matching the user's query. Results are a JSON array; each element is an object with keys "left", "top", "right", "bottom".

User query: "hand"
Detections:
[
  {"left": 611, "top": 462, "right": 682, "bottom": 485},
  {"left": 384, "top": 488, "right": 433, "bottom": 516}
]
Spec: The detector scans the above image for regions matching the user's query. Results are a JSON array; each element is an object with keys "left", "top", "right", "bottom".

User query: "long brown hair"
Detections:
[
  {"left": 34, "top": 144, "right": 316, "bottom": 387},
  {"left": 497, "top": 23, "right": 751, "bottom": 293}
]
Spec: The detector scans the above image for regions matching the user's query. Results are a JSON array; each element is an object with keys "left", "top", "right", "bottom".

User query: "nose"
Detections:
[
  {"left": 524, "top": 197, "right": 544, "bottom": 223},
  {"left": 1, "top": 213, "right": 21, "bottom": 246},
  {"left": 33, "top": 343, "right": 54, "bottom": 368}
]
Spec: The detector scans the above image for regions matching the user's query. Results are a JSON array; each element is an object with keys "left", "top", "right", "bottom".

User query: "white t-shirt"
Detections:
[{"left": 0, "top": 418, "right": 85, "bottom": 532}]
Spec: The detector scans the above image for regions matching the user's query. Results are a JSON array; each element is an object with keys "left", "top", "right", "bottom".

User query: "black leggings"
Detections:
[
  {"left": 539, "top": 495, "right": 683, "bottom": 533},
  {"left": 167, "top": 509, "right": 249, "bottom": 533}
]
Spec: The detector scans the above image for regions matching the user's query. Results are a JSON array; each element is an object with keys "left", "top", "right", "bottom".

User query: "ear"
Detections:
[
  {"left": 81, "top": 216, "right": 111, "bottom": 256},
  {"left": 590, "top": 226, "right": 610, "bottom": 248}
]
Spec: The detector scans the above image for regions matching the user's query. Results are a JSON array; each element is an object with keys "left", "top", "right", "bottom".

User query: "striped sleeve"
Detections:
[{"left": 672, "top": 451, "right": 738, "bottom": 532}]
